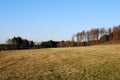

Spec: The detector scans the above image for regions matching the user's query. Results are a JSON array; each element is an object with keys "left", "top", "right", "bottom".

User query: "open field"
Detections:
[{"left": 0, "top": 45, "right": 120, "bottom": 80}]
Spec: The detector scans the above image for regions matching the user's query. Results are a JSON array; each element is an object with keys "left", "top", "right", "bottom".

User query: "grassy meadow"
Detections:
[{"left": 0, "top": 45, "right": 120, "bottom": 80}]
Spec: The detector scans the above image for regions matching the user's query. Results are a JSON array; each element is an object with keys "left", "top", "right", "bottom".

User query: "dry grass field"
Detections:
[{"left": 0, "top": 45, "right": 120, "bottom": 80}]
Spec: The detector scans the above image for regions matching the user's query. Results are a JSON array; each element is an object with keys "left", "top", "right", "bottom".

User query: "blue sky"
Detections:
[{"left": 0, "top": 0, "right": 120, "bottom": 43}]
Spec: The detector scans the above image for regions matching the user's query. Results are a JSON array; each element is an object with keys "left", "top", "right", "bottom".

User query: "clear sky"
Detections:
[{"left": 0, "top": 0, "right": 120, "bottom": 43}]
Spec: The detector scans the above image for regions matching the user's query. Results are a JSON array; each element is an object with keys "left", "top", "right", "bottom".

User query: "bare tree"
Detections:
[
  {"left": 113, "top": 26, "right": 120, "bottom": 42},
  {"left": 76, "top": 32, "right": 80, "bottom": 46},
  {"left": 71, "top": 34, "right": 76, "bottom": 47},
  {"left": 108, "top": 27, "right": 113, "bottom": 42},
  {"left": 100, "top": 28, "right": 105, "bottom": 38},
  {"left": 7, "top": 39, "right": 13, "bottom": 44}
]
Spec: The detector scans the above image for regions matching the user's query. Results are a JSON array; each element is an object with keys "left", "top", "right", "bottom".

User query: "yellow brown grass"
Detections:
[{"left": 0, "top": 45, "right": 120, "bottom": 80}]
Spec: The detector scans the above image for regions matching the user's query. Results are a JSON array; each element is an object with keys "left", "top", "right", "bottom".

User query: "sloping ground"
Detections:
[{"left": 0, "top": 45, "right": 120, "bottom": 80}]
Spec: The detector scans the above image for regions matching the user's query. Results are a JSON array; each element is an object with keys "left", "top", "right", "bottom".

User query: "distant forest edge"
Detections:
[{"left": 1, "top": 25, "right": 120, "bottom": 50}]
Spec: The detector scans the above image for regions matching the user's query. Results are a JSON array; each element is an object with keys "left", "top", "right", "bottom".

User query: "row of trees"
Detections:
[
  {"left": 74, "top": 25, "right": 120, "bottom": 46},
  {"left": 0, "top": 38, "right": 75, "bottom": 50},
  {"left": 40, "top": 40, "right": 58, "bottom": 48},
  {"left": 4, "top": 37, "right": 35, "bottom": 50},
  {"left": 1, "top": 25, "right": 120, "bottom": 50},
  {"left": 39, "top": 25, "right": 120, "bottom": 48},
  {"left": 35, "top": 40, "right": 75, "bottom": 48}
]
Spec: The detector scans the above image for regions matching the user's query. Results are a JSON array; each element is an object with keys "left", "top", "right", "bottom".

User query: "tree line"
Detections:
[
  {"left": 74, "top": 25, "right": 120, "bottom": 46},
  {"left": 1, "top": 25, "right": 120, "bottom": 50},
  {"left": 0, "top": 37, "right": 34, "bottom": 50}
]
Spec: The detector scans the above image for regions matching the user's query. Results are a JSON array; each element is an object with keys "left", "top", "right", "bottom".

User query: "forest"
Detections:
[{"left": 0, "top": 25, "right": 120, "bottom": 50}]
